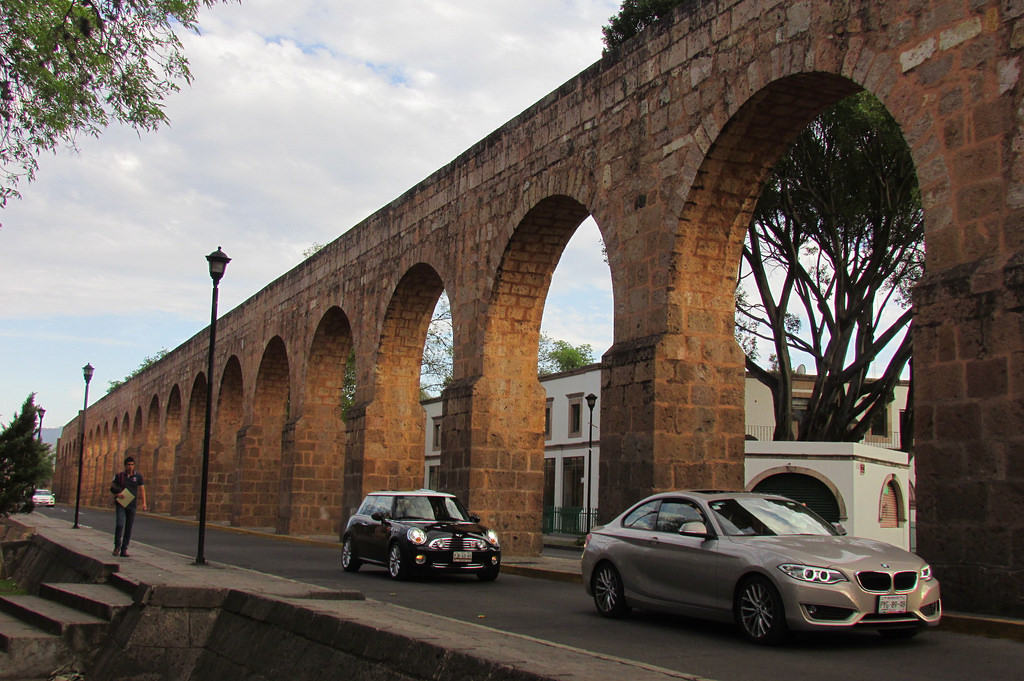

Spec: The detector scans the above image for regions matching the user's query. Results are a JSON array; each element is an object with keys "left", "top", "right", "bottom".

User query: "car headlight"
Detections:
[
  {"left": 486, "top": 529, "right": 500, "bottom": 548},
  {"left": 778, "top": 563, "right": 847, "bottom": 584},
  {"left": 407, "top": 527, "right": 427, "bottom": 545},
  {"left": 920, "top": 564, "right": 933, "bottom": 581}
]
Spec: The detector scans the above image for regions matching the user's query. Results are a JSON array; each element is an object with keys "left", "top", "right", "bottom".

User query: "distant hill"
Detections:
[{"left": 41, "top": 427, "right": 61, "bottom": 447}]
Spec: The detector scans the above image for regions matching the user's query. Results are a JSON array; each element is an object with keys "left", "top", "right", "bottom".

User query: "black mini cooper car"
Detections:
[{"left": 342, "top": 490, "right": 501, "bottom": 581}]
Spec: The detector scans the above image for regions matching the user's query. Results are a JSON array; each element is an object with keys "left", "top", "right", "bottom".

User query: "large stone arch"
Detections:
[
  {"left": 143, "top": 396, "right": 160, "bottom": 480},
  {"left": 173, "top": 374, "right": 207, "bottom": 516},
  {"left": 234, "top": 336, "right": 289, "bottom": 530},
  {"left": 443, "top": 195, "right": 593, "bottom": 553},
  {"left": 284, "top": 307, "right": 353, "bottom": 536},
  {"left": 344, "top": 265, "right": 445, "bottom": 515},
  {"left": 209, "top": 356, "right": 244, "bottom": 522},
  {"left": 152, "top": 385, "right": 182, "bottom": 513}
]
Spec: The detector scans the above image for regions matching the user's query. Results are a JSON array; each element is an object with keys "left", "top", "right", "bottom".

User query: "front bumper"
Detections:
[
  {"left": 409, "top": 549, "right": 501, "bottom": 573},
  {"left": 779, "top": 576, "right": 942, "bottom": 631}
]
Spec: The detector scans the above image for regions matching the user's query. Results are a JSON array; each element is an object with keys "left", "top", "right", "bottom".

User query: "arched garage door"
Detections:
[{"left": 753, "top": 473, "right": 841, "bottom": 524}]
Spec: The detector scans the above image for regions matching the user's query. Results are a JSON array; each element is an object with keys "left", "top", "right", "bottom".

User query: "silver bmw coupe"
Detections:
[{"left": 582, "top": 490, "right": 941, "bottom": 644}]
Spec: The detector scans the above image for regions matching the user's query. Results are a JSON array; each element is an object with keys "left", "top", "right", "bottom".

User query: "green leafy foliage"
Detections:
[
  {"left": 419, "top": 294, "right": 596, "bottom": 396},
  {"left": 0, "top": 1, "right": 227, "bottom": 210},
  {"left": 602, "top": 0, "right": 691, "bottom": 50},
  {"left": 107, "top": 348, "right": 169, "bottom": 393},
  {"left": 0, "top": 394, "right": 51, "bottom": 516},
  {"left": 538, "top": 334, "right": 594, "bottom": 376}
]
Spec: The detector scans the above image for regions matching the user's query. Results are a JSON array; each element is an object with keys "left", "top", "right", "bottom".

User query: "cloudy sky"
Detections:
[{"left": 0, "top": 1, "right": 622, "bottom": 429}]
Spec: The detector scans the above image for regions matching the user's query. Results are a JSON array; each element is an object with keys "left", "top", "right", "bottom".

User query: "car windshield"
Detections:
[
  {"left": 708, "top": 497, "right": 837, "bottom": 537},
  {"left": 392, "top": 495, "right": 471, "bottom": 522}
]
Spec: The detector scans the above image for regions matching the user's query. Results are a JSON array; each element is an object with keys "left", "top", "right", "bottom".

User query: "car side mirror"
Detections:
[
  {"left": 469, "top": 513, "right": 481, "bottom": 523},
  {"left": 371, "top": 511, "right": 387, "bottom": 523},
  {"left": 679, "top": 521, "right": 712, "bottom": 537}
]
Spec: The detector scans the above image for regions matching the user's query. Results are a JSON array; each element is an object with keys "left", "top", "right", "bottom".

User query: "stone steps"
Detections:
[{"left": 0, "top": 583, "right": 133, "bottom": 680}]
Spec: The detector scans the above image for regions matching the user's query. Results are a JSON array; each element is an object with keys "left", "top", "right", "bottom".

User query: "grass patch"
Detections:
[{"left": 0, "top": 577, "right": 25, "bottom": 595}]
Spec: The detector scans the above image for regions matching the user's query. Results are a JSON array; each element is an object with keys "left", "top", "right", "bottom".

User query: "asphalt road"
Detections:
[{"left": 39, "top": 506, "right": 1022, "bottom": 681}]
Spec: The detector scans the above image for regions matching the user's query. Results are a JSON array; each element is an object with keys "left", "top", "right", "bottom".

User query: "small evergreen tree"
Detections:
[{"left": 0, "top": 395, "right": 51, "bottom": 516}]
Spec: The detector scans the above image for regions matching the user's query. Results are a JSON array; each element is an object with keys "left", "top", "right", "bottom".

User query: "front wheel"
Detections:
[
  {"left": 591, "top": 563, "right": 630, "bottom": 618},
  {"left": 341, "top": 536, "right": 361, "bottom": 573},
  {"left": 387, "top": 542, "right": 409, "bottom": 580},
  {"left": 735, "top": 576, "right": 788, "bottom": 645}
]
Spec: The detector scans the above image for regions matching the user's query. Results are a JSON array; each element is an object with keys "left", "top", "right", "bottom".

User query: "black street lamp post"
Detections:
[
  {"left": 196, "top": 247, "right": 230, "bottom": 566},
  {"left": 585, "top": 392, "right": 597, "bottom": 534},
  {"left": 74, "top": 363, "right": 94, "bottom": 529},
  {"left": 37, "top": 407, "right": 45, "bottom": 443}
]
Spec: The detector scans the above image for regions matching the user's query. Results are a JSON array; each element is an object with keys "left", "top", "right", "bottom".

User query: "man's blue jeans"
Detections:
[{"left": 114, "top": 504, "right": 136, "bottom": 552}]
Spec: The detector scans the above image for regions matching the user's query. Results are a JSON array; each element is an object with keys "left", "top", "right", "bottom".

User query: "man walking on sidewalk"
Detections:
[{"left": 110, "top": 456, "right": 147, "bottom": 557}]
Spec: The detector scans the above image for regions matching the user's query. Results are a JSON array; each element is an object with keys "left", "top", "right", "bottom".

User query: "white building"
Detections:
[{"left": 422, "top": 364, "right": 914, "bottom": 549}]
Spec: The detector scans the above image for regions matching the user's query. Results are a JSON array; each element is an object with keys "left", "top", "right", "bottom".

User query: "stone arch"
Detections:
[
  {"left": 209, "top": 356, "right": 243, "bottom": 522},
  {"left": 173, "top": 374, "right": 207, "bottom": 516},
  {"left": 354, "top": 264, "right": 444, "bottom": 504},
  {"left": 234, "top": 336, "right": 289, "bottom": 529},
  {"left": 286, "top": 308, "right": 352, "bottom": 535},
  {"left": 129, "top": 405, "right": 144, "bottom": 467},
  {"left": 747, "top": 467, "right": 848, "bottom": 524},
  {"left": 445, "top": 195, "right": 593, "bottom": 554},
  {"left": 144, "top": 395, "right": 160, "bottom": 466},
  {"left": 153, "top": 385, "right": 182, "bottom": 513}
]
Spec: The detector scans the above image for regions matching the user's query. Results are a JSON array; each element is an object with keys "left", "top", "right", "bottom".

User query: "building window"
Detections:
[
  {"left": 871, "top": 408, "right": 889, "bottom": 436},
  {"left": 792, "top": 396, "right": 810, "bottom": 436},
  {"left": 562, "top": 456, "right": 584, "bottom": 507},
  {"left": 544, "top": 399, "right": 553, "bottom": 440},
  {"left": 568, "top": 394, "right": 583, "bottom": 438},
  {"left": 879, "top": 477, "right": 903, "bottom": 528},
  {"left": 431, "top": 417, "right": 442, "bottom": 452}
]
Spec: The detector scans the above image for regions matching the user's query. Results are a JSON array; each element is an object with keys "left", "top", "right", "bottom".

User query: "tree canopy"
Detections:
[
  {"left": 737, "top": 92, "right": 923, "bottom": 443},
  {"left": 107, "top": 348, "right": 169, "bottom": 393},
  {"left": 1, "top": 0, "right": 226, "bottom": 212},
  {"left": 0, "top": 394, "right": 51, "bottom": 516},
  {"left": 602, "top": 0, "right": 692, "bottom": 50},
  {"left": 419, "top": 293, "right": 597, "bottom": 396}
]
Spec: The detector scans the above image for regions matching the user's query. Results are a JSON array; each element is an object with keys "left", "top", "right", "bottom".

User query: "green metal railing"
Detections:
[{"left": 543, "top": 506, "right": 598, "bottom": 536}]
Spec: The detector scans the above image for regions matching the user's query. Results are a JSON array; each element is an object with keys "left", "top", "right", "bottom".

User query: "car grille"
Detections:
[
  {"left": 427, "top": 536, "right": 489, "bottom": 551},
  {"left": 856, "top": 570, "right": 918, "bottom": 593}
]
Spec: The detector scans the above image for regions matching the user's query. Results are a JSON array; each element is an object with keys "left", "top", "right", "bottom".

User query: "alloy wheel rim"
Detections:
[
  {"left": 595, "top": 567, "right": 618, "bottom": 612},
  {"left": 740, "top": 583, "right": 774, "bottom": 639},
  {"left": 389, "top": 545, "right": 401, "bottom": 577}
]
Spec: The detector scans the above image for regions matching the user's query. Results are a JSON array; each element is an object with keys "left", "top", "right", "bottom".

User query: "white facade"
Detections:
[
  {"left": 422, "top": 364, "right": 914, "bottom": 548},
  {"left": 745, "top": 441, "right": 913, "bottom": 550}
]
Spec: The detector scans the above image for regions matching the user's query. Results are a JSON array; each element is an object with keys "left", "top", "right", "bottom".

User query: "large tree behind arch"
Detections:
[{"left": 737, "top": 92, "right": 923, "bottom": 444}]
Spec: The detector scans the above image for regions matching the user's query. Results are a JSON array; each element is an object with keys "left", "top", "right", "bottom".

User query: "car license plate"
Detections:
[
  {"left": 877, "top": 594, "right": 908, "bottom": 614},
  {"left": 453, "top": 551, "right": 472, "bottom": 562}
]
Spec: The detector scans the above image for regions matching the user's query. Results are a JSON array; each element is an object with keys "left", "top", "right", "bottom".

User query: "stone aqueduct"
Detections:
[{"left": 54, "top": 1, "right": 1024, "bottom": 616}]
